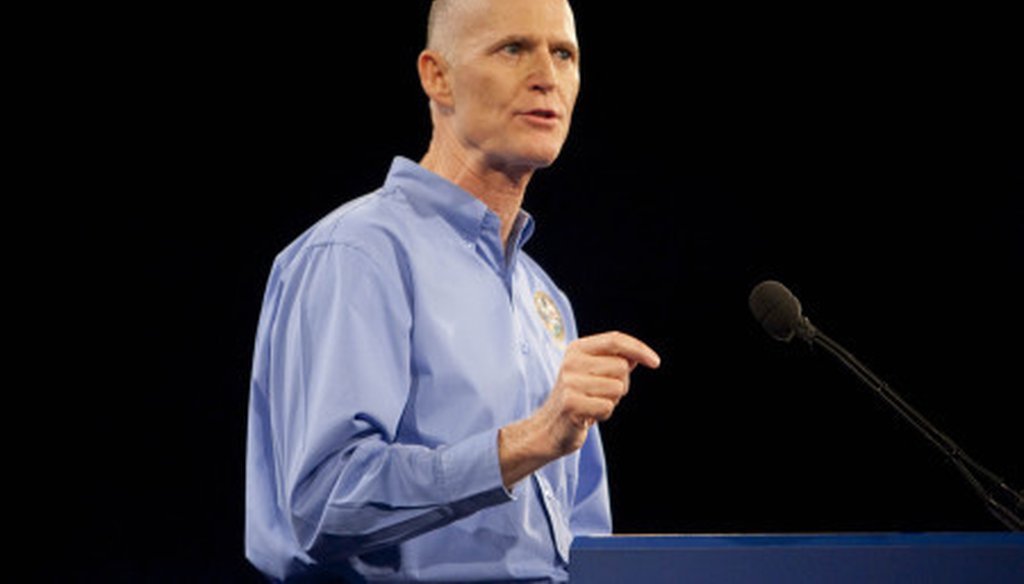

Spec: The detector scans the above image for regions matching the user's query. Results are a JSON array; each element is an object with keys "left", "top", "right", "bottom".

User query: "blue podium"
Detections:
[{"left": 569, "top": 533, "right": 1024, "bottom": 583}]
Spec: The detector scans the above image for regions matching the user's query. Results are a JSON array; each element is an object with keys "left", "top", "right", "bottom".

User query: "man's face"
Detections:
[{"left": 445, "top": 0, "right": 580, "bottom": 173}]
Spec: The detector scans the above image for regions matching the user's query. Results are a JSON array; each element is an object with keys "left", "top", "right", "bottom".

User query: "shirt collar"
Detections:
[{"left": 385, "top": 156, "right": 535, "bottom": 252}]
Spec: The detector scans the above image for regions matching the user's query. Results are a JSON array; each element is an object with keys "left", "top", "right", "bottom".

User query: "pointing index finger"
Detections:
[{"left": 577, "top": 331, "right": 662, "bottom": 370}]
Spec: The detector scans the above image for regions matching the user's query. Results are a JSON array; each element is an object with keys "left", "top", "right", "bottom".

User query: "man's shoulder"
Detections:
[
  {"left": 311, "top": 187, "right": 409, "bottom": 245},
  {"left": 272, "top": 186, "right": 411, "bottom": 274}
]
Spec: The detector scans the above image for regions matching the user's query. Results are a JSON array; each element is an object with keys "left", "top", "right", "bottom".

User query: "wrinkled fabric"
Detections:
[{"left": 246, "top": 157, "right": 611, "bottom": 582}]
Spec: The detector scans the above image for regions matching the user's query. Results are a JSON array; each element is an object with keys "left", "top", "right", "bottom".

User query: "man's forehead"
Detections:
[{"left": 457, "top": 0, "right": 577, "bottom": 44}]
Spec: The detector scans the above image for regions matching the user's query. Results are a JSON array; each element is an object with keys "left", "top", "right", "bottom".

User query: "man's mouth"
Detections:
[
  {"left": 524, "top": 109, "right": 558, "bottom": 119},
  {"left": 519, "top": 109, "right": 561, "bottom": 128}
]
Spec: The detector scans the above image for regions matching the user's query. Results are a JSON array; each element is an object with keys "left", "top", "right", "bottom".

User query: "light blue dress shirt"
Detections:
[{"left": 246, "top": 157, "right": 612, "bottom": 582}]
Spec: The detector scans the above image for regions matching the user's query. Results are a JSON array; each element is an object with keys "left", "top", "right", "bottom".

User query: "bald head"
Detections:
[
  {"left": 427, "top": 0, "right": 573, "bottom": 61},
  {"left": 426, "top": 0, "right": 470, "bottom": 60}
]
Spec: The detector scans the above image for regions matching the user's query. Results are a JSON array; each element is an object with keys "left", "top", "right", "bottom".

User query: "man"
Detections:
[{"left": 246, "top": 0, "right": 660, "bottom": 581}]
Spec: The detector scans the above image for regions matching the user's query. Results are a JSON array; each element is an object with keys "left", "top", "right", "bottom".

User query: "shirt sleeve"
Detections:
[{"left": 263, "top": 241, "right": 512, "bottom": 564}]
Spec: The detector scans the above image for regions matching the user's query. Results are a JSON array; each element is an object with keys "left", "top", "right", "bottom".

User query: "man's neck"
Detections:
[{"left": 420, "top": 140, "right": 532, "bottom": 248}]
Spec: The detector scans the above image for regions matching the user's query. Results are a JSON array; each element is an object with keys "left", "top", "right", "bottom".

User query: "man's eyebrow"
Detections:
[
  {"left": 488, "top": 33, "right": 578, "bottom": 53},
  {"left": 489, "top": 34, "right": 533, "bottom": 49},
  {"left": 552, "top": 39, "right": 579, "bottom": 55}
]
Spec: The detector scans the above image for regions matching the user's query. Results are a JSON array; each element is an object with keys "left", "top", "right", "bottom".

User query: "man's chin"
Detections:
[
  {"left": 491, "top": 147, "right": 564, "bottom": 174},
  {"left": 524, "top": 142, "right": 565, "bottom": 169}
]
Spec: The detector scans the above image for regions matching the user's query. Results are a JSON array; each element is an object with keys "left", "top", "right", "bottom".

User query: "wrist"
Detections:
[{"left": 498, "top": 416, "right": 557, "bottom": 489}]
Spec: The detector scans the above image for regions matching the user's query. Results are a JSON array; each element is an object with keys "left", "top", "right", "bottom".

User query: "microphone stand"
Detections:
[{"left": 795, "top": 320, "right": 1023, "bottom": 531}]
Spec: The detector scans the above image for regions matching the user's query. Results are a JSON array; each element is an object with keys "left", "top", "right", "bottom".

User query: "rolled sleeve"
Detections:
[
  {"left": 440, "top": 427, "right": 515, "bottom": 508},
  {"left": 308, "top": 429, "right": 513, "bottom": 562}
]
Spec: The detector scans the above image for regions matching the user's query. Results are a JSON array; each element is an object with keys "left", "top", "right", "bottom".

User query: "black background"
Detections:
[{"left": 47, "top": 3, "right": 1020, "bottom": 581}]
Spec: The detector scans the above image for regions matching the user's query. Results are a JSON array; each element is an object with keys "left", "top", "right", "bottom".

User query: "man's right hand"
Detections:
[{"left": 498, "top": 331, "right": 661, "bottom": 489}]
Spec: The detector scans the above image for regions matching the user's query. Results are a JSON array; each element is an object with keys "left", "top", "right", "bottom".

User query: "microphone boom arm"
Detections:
[{"left": 801, "top": 322, "right": 1024, "bottom": 531}]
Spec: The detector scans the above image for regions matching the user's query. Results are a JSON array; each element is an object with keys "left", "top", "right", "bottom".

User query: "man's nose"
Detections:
[{"left": 528, "top": 49, "right": 558, "bottom": 93}]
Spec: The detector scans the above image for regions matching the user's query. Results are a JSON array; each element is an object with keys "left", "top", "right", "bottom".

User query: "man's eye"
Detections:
[
  {"left": 502, "top": 43, "right": 523, "bottom": 55},
  {"left": 554, "top": 48, "right": 574, "bottom": 61}
]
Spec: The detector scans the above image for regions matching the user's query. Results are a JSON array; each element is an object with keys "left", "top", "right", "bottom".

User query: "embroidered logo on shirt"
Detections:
[{"left": 534, "top": 291, "right": 566, "bottom": 345}]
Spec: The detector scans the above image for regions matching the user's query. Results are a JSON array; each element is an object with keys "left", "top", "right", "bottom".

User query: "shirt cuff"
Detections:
[{"left": 438, "top": 428, "right": 514, "bottom": 509}]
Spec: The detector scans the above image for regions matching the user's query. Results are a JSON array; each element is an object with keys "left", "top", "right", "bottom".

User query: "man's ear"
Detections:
[{"left": 418, "top": 49, "right": 455, "bottom": 110}]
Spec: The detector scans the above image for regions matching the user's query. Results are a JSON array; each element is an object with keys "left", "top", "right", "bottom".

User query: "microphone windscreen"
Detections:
[{"left": 749, "top": 280, "right": 803, "bottom": 342}]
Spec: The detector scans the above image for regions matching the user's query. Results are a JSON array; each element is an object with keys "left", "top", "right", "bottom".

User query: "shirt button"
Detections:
[{"left": 520, "top": 341, "right": 530, "bottom": 355}]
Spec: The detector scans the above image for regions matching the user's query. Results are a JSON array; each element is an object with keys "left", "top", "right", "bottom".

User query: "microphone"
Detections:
[
  {"left": 748, "top": 280, "right": 816, "bottom": 343},
  {"left": 749, "top": 280, "right": 1023, "bottom": 531}
]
